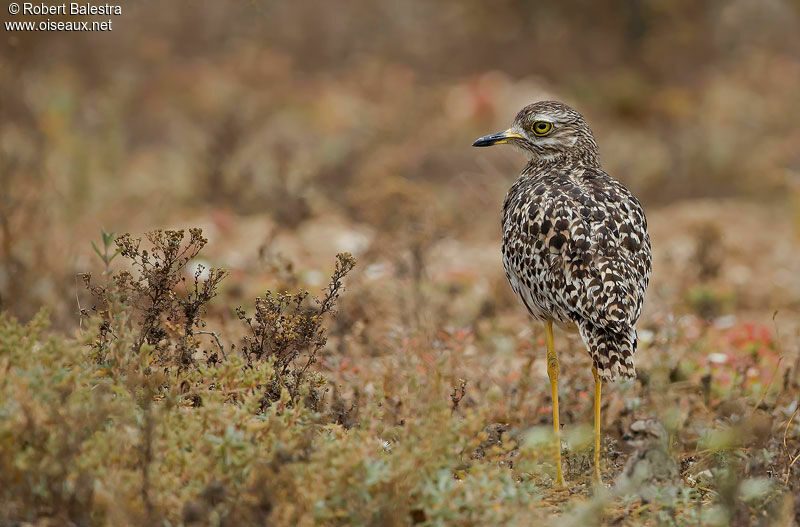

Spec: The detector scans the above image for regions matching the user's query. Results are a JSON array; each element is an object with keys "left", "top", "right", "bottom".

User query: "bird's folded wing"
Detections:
[{"left": 541, "top": 177, "right": 651, "bottom": 331}]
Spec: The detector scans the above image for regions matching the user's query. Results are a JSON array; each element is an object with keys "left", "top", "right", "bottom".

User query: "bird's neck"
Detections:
[{"left": 522, "top": 150, "right": 600, "bottom": 175}]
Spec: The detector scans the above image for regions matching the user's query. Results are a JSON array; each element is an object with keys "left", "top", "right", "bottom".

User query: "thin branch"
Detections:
[
  {"left": 75, "top": 274, "right": 83, "bottom": 330},
  {"left": 197, "top": 330, "right": 227, "bottom": 359}
]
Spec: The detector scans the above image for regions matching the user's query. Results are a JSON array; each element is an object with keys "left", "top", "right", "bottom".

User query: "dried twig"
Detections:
[{"left": 197, "top": 330, "right": 227, "bottom": 359}]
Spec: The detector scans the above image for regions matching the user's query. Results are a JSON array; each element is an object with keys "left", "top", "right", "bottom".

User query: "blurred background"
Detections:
[{"left": 2, "top": 0, "right": 800, "bottom": 347}]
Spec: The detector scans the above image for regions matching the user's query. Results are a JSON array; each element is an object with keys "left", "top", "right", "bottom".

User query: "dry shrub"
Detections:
[
  {"left": 82, "top": 228, "right": 227, "bottom": 367},
  {"left": 236, "top": 252, "right": 356, "bottom": 407}
]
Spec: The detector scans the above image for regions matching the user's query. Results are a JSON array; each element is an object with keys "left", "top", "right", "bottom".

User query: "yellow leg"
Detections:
[
  {"left": 593, "top": 367, "right": 602, "bottom": 485},
  {"left": 544, "top": 320, "right": 565, "bottom": 488}
]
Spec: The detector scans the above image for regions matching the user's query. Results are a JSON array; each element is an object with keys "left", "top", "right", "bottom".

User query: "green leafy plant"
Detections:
[{"left": 90, "top": 228, "right": 122, "bottom": 276}]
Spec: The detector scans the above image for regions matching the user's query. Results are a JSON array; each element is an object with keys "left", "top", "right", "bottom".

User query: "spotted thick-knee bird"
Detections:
[{"left": 473, "top": 100, "right": 652, "bottom": 486}]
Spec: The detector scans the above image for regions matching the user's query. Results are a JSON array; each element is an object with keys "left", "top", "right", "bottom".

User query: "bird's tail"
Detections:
[{"left": 578, "top": 322, "right": 637, "bottom": 381}]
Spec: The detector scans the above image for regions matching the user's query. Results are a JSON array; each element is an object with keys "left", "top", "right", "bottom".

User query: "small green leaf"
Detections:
[
  {"left": 91, "top": 240, "right": 104, "bottom": 260},
  {"left": 100, "top": 228, "right": 116, "bottom": 248},
  {"left": 108, "top": 246, "right": 123, "bottom": 263}
]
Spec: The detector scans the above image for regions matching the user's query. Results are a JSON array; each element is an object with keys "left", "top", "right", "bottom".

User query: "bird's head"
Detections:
[
  {"left": 622, "top": 419, "right": 669, "bottom": 449},
  {"left": 472, "top": 100, "right": 599, "bottom": 165}
]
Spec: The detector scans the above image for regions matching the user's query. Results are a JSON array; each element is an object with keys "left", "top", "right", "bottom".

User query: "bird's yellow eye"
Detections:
[{"left": 531, "top": 121, "right": 553, "bottom": 136}]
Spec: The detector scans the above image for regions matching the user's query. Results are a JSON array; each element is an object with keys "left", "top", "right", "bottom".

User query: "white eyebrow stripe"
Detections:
[{"left": 530, "top": 110, "right": 568, "bottom": 122}]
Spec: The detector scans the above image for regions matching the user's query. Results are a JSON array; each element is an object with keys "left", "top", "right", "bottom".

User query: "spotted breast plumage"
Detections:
[{"left": 473, "top": 100, "right": 652, "bottom": 486}]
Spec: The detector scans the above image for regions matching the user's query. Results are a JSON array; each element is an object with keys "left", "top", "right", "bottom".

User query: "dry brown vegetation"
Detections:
[{"left": 2, "top": 1, "right": 800, "bottom": 525}]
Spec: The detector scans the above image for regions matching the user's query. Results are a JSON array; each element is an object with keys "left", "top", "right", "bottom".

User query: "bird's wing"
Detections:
[{"left": 543, "top": 170, "right": 652, "bottom": 331}]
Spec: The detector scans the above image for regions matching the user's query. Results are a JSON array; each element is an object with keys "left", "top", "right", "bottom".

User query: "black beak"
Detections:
[{"left": 472, "top": 129, "right": 523, "bottom": 147}]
